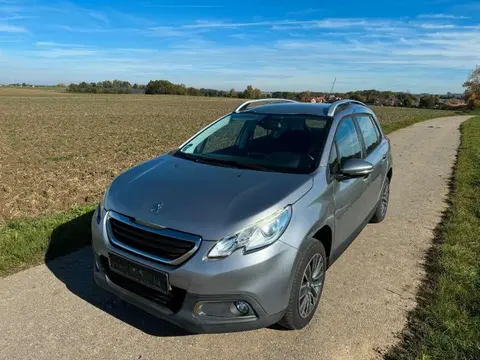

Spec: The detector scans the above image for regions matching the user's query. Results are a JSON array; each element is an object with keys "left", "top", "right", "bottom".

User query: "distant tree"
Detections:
[
  {"left": 350, "top": 93, "right": 367, "bottom": 102},
  {"left": 243, "top": 85, "right": 254, "bottom": 99},
  {"left": 228, "top": 88, "right": 237, "bottom": 98},
  {"left": 419, "top": 95, "right": 436, "bottom": 109},
  {"left": 402, "top": 97, "right": 413, "bottom": 107},
  {"left": 463, "top": 67, "right": 480, "bottom": 109}
]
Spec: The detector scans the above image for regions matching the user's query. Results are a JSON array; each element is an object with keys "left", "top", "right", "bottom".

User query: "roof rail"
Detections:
[
  {"left": 234, "top": 98, "right": 297, "bottom": 113},
  {"left": 327, "top": 99, "right": 368, "bottom": 117}
]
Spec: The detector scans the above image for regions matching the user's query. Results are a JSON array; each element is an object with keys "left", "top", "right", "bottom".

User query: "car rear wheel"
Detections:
[
  {"left": 278, "top": 238, "right": 326, "bottom": 330},
  {"left": 370, "top": 177, "right": 390, "bottom": 223}
]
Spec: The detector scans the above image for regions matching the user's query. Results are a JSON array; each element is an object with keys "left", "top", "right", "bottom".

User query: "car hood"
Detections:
[{"left": 105, "top": 154, "right": 313, "bottom": 240}]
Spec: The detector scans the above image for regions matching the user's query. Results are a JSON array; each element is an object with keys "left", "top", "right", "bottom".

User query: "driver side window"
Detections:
[
  {"left": 328, "top": 144, "right": 339, "bottom": 175},
  {"left": 335, "top": 117, "right": 363, "bottom": 165}
]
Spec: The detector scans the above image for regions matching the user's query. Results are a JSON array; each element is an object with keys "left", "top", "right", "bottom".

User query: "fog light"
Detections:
[
  {"left": 193, "top": 301, "right": 254, "bottom": 318},
  {"left": 234, "top": 301, "right": 250, "bottom": 316}
]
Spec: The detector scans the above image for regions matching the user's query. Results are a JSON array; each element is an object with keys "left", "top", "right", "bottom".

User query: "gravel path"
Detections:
[{"left": 0, "top": 116, "right": 471, "bottom": 360}]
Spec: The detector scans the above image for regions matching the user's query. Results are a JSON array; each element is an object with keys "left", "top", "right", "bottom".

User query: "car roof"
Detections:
[
  {"left": 243, "top": 101, "right": 371, "bottom": 118},
  {"left": 245, "top": 103, "right": 331, "bottom": 116}
]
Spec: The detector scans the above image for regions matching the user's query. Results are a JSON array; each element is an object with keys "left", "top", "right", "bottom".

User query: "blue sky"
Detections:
[{"left": 0, "top": 0, "right": 479, "bottom": 93}]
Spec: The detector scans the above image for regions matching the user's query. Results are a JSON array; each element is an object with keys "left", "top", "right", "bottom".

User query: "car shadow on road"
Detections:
[{"left": 45, "top": 212, "right": 191, "bottom": 337}]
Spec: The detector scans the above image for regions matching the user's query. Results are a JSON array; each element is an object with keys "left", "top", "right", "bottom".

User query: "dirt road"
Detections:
[{"left": 0, "top": 116, "right": 470, "bottom": 360}]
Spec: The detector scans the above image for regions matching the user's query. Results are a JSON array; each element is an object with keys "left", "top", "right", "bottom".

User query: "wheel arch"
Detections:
[
  {"left": 312, "top": 225, "right": 333, "bottom": 268},
  {"left": 387, "top": 167, "right": 393, "bottom": 181}
]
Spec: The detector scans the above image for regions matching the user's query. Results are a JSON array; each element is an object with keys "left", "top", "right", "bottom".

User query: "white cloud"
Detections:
[
  {"left": 0, "top": 15, "right": 33, "bottom": 21},
  {"left": 147, "top": 26, "right": 196, "bottom": 37},
  {"left": 418, "top": 14, "right": 469, "bottom": 19},
  {"left": 0, "top": 6, "right": 23, "bottom": 13},
  {"left": 183, "top": 18, "right": 400, "bottom": 31},
  {"left": 89, "top": 11, "right": 109, "bottom": 25},
  {"left": 183, "top": 20, "right": 316, "bottom": 29},
  {"left": 32, "top": 49, "right": 97, "bottom": 58},
  {"left": 114, "top": 48, "right": 158, "bottom": 53},
  {"left": 55, "top": 25, "right": 139, "bottom": 33},
  {"left": 418, "top": 24, "right": 456, "bottom": 29},
  {"left": 0, "top": 24, "right": 27, "bottom": 32},
  {"left": 35, "top": 41, "right": 90, "bottom": 48}
]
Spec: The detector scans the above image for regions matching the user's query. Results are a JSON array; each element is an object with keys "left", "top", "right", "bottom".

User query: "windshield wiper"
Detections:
[
  {"left": 175, "top": 151, "right": 274, "bottom": 172},
  {"left": 174, "top": 151, "right": 200, "bottom": 162},
  {"left": 198, "top": 157, "right": 274, "bottom": 172},
  {"left": 230, "top": 161, "right": 274, "bottom": 172}
]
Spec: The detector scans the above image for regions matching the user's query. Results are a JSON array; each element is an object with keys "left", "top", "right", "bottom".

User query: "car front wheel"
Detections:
[{"left": 279, "top": 238, "right": 326, "bottom": 330}]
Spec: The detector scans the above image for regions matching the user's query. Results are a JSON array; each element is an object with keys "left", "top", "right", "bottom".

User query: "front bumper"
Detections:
[{"left": 91, "top": 208, "right": 298, "bottom": 333}]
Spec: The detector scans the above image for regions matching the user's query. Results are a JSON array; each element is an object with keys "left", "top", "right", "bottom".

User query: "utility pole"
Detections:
[{"left": 329, "top": 78, "right": 337, "bottom": 94}]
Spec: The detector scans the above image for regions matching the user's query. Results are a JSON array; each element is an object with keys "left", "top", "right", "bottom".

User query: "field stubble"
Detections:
[{"left": 0, "top": 91, "right": 455, "bottom": 222}]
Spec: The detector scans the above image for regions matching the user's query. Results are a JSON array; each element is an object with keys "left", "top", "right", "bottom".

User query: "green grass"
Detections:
[
  {"left": 0, "top": 206, "right": 95, "bottom": 277},
  {"left": 386, "top": 116, "right": 480, "bottom": 360}
]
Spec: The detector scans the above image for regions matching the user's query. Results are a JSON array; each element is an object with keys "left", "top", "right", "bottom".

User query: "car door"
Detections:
[
  {"left": 353, "top": 114, "right": 388, "bottom": 213},
  {"left": 331, "top": 117, "right": 371, "bottom": 251}
]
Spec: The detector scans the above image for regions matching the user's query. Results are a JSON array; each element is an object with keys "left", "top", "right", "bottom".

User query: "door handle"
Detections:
[{"left": 381, "top": 154, "right": 388, "bottom": 161}]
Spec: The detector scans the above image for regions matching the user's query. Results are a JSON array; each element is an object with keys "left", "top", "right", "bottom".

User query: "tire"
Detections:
[
  {"left": 278, "top": 238, "right": 326, "bottom": 330},
  {"left": 370, "top": 177, "right": 390, "bottom": 223}
]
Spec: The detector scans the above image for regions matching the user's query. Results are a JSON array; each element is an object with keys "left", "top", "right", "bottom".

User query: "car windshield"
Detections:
[{"left": 174, "top": 112, "right": 332, "bottom": 174}]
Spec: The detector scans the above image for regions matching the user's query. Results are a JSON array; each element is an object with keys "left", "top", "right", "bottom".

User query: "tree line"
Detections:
[
  {"left": 63, "top": 75, "right": 478, "bottom": 110},
  {"left": 144, "top": 80, "right": 263, "bottom": 98},
  {"left": 66, "top": 80, "right": 146, "bottom": 94}
]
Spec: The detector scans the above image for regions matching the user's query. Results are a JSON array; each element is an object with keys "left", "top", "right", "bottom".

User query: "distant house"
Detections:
[
  {"left": 445, "top": 99, "right": 466, "bottom": 107},
  {"left": 328, "top": 94, "right": 342, "bottom": 101},
  {"left": 310, "top": 96, "right": 326, "bottom": 103}
]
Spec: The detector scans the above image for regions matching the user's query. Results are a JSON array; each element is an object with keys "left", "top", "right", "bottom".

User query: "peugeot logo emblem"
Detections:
[{"left": 150, "top": 202, "right": 164, "bottom": 214}]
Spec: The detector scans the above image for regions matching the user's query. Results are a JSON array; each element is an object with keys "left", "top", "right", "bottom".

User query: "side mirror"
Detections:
[{"left": 339, "top": 159, "right": 373, "bottom": 178}]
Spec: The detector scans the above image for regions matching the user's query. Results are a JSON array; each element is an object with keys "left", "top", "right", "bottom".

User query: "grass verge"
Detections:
[
  {"left": 380, "top": 112, "right": 459, "bottom": 134},
  {"left": 386, "top": 116, "right": 480, "bottom": 360},
  {"left": 0, "top": 205, "right": 95, "bottom": 277}
]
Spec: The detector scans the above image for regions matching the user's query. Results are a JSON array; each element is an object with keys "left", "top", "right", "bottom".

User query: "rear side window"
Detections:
[
  {"left": 335, "top": 117, "right": 363, "bottom": 163},
  {"left": 355, "top": 115, "right": 381, "bottom": 155}
]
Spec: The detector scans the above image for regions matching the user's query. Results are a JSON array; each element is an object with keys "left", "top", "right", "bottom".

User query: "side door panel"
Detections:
[
  {"left": 332, "top": 177, "right": 368, "bottom": 254},
  {"left": 330, "top": 117, "right": 371, "bottom": 258},
  {"left": 354, "top": 114, "right": 388, "bottom": 212}
]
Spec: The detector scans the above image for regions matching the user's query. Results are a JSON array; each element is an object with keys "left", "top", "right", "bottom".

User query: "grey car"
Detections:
[{"left": 92, "top": 98, "right": 393, "bottom": 333}]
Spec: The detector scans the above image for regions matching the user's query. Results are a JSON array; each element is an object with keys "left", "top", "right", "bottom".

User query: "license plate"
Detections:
[{"left": 108, "top": 253, "right": 170, "bottom": 293}]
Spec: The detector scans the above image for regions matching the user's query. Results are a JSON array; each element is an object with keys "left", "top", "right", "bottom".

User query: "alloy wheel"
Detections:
[{"left": 298, "top": 253, "right": 324, "bottom": 318}]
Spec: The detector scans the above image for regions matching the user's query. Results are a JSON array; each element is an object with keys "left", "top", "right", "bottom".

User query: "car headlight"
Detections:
[{"left": 207, "top": 206, "right": 292, "bottom": 259}]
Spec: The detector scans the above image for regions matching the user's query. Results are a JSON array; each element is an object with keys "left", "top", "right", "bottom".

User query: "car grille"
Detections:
[{"left": 107, "top": 212, "right": 201, "bottom": 265}]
